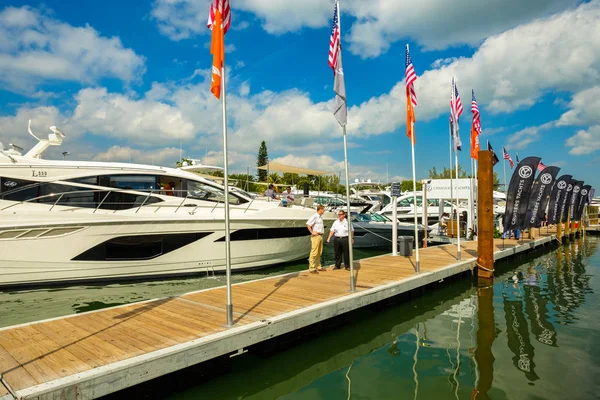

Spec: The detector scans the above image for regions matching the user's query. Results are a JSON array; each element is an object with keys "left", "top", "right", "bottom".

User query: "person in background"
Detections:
[
  {"left": 264, "top": 184, "right": 279, "bottom": 200},
  {"left": 327, "top": 210, "right": 354, "bottom": 270},
  {"left": 306, "top": 205, "right": 326, "bottom": 273},
  {"left": 163, "top": 182, "right": 174, "bottom": 196},
  {"left": 285, "top": 187, "right": 294, "bottom": 205}
]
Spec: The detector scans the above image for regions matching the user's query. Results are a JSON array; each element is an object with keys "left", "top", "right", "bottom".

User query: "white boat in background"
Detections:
[
  {"left": 347, "top": 213, "right": 428, "bottom": 249},
  {"left": 350, "top": 181, "right": 392, "bottom": 213},
  {"left": 377, "top": 191, "right": 462, "bottom": 226},
  {"left": 0, "top": 122, "right": 334, "bottom": 288}
]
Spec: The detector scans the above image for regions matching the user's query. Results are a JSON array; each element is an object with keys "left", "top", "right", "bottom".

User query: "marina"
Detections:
[{"left": 0, "top": 230, "right": 566, "bottom": 399}]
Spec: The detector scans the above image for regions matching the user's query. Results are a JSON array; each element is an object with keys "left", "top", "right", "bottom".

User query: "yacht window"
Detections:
[
  {"left": 100, "top": 175, "right": 160, "bottom": 191},
  {"left": 1, "top": 180, "right": 163, "bottom": 210},
  {"left": 1, "top": 177, "right": 37, "bottom": 195},
  {"left": 69, "top": 176, "right": 99, "bottom": 185},
  {"left": 186, "top": 180, "right": 247, "bottom": 205}
]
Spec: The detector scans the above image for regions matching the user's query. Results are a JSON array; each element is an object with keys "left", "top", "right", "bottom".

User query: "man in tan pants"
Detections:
[{"left": 306, "top": 205, "right": 326, "bottom": 273}]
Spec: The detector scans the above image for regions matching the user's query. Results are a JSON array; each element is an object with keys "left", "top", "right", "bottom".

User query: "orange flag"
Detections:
[
  {"left": 406, "top": 89, "right": 416, "bottom": 144},
  {"left": 470, "top": 123, "right": 480, "bottom": 160},
  {"left": 210, "top": 9, "right": 224, "bottom": 99}
]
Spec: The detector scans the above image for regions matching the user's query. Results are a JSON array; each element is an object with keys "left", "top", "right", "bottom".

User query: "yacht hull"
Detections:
[{"left": 0, "top": 212, "right": 316, "bottom": 288}]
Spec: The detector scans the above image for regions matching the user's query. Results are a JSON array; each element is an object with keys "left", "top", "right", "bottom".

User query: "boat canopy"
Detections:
[{"left": 257, "top": 162, "right": 332, "bottom": 176}]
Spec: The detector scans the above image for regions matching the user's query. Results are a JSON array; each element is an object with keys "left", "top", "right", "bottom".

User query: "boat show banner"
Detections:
[
  {"left": 526, "top": 165, "right": 560, "bottom": 228},
  {"left": 575, "top": 184, "right": 591, "bottom": 221},
  {"left": 547, "top": 174, "right": 572, "bottom": 224},
  {"left": 559, "top": 179, "right": 576, "bottom": 223},
  {"left": 569, "top": 180, "right": 584, "bottom": 221},
  {"left": 503, "top": 156, "right": 541, "bottom": 232}
]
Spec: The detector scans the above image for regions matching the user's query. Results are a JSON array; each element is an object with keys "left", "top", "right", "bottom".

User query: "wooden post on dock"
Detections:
[
  {"left": 557, "top": 221, "right": 563, "bottom": 241},
  {"left": 565, "top": 214, "right": 571, "bottom": 239},
  {"left": 477, "top": 150, "right": 494, "bottom": 279}
]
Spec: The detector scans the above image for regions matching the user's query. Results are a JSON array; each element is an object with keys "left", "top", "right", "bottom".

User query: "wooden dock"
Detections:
[{"left": 0, "top": 232, "right": 559, "bottom": 399}]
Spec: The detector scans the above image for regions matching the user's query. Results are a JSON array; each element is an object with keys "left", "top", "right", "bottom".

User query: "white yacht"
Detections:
[
  {"left": 350, "top": 182, "right": 392, "bottom": 213},
  {"left": 0, "top": 123, "right": 332, "bottom": 288},
  {"left": 377, "top": 192, "right": 461, "bottom": 226}
]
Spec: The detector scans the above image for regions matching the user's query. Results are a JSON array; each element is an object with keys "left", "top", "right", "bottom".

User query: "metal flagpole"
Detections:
[
  {"left": 454, "top": 147, "right": 461, "bottom": 260},
  {"left": 343, "top": 126, "right": 355, "bottom": 291},
  {"left": 336, "top": 0, "right": 355, "bottom": 292},
  {"left": 221, "top": 50, "right": 233, "bottom": 327},
  {"left": 411, "top": 131, "right": 420, "bottom": 273},
  {"left": 451, "top": 80, "right": 461, "bottom": 260},
  {"left": 503, "top": 158, "right": 507, "bottom": 194},
  {"left": 449, "top": 120, "right": 454, "bottom": 205}
]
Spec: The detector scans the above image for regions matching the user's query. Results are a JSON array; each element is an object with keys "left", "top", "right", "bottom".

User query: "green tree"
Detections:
[
  {"left": 257, "top": 141, "right": 268, "bottom": 182},
  {"left": 401, "top": 180, "right": 423, "bottom": 192},
  {"left": 175, "top": 157, "right": 194, "bottom": 168}
]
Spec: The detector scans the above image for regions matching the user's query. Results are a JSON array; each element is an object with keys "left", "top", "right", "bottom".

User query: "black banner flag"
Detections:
[
  {"left": 575, "top": 184, "right": 591, "bottom": 221},
  {"left": 559, "top": 179, "right": 576, "bottom": 223},
  {"left": 526, "top": 166, "right": 560, "bottom": 228},
  {"left": 487, "top": 141, "right": 499, "bottom": 166},
  {"left": 569, "top": 180, "right": 584, "bottom": 221},
  {"left": 503, "top": 156, "right": 540, "bottom": 232},
  {"left": 547, "top": 174, "right": 571, "bottom": 224}
]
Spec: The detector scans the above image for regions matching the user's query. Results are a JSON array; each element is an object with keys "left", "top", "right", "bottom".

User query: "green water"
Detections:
[
  {"left": 160, "top": 237, "right": 598, "bottom": 400},
  {"left": 0, "top": 246, "right": 387, "bottom": 328}
]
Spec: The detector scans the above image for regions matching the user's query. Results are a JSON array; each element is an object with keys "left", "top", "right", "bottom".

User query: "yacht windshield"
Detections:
[{"left": 187, "top": 181, "right": 246, "bottom": 204}]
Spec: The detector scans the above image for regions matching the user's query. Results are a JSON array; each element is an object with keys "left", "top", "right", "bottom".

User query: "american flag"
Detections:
[
  {"left": 537, "top": 161, "right": 547, "bottom": 172},
  {"left": 207, "top": 0, "right": 231, "bottom": 34},
  {"left": 471, "top": 90, "right": 481, "bottom": 133},
  {"left": 503, "top": 147, "right": 515, "bottom": 169},
  {"left": 328, "top": 1, "right": 340, "bottom": 71},
  {"left": 450, "top": 78, "right": 463, "bottom": 122},
  {"left": 405, "top": 45, "right": 417, "bottom": 106}
]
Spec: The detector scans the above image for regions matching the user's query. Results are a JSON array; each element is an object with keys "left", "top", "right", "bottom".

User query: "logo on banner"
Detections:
[
  {"left": 567, "top": 184, "right": 573, "bottom": 192},
  {"left": 3, "top": 181, "right": 17, "bottom": 187},
  {"left": 573, "top": 186, "right": 580, "bottom": 193},
  {"left": 581, "top": 189, "right": 588, "bottom": 196},
  {"left": 558, "top": 181, "right": 567, "bottom": 190},
  {"left": 540, "top": 173, "right": 552, "bottom": 185},
  {"left": 519, "top": 166, "right": 533, "bottom": 179}
]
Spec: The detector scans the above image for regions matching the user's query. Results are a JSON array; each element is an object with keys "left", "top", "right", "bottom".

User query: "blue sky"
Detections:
[{"left": 0, "top": 0, "right": 598, "bottom": 191}]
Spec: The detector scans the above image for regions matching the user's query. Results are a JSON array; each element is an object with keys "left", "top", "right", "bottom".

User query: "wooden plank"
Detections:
[
  {"left": 0, "top": 343, "right": 37, "bottom": 392},
  {"left": 0, "top": 326, "right": 89, "bottom": 384}
]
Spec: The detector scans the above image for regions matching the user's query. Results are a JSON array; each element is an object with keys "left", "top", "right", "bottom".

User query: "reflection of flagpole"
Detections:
[{"left": 413, "top": 323, "right": 420, "bottom": 400}]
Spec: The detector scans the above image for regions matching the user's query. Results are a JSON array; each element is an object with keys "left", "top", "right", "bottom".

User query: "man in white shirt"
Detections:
[
  {"left": 285, "top": 187, "right": 294, "bottom": 205},
  {"left": 306, "top": 205, "right": 326, "bottom": 273},
  {"left": 327, "top": 210, "right": 354, "bottom": 270}
]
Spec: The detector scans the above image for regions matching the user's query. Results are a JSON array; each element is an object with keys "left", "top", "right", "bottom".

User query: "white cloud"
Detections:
[
  {"left": 354, "top": 0, "right": 600, "bottom": 127},
  {"left": 344, "top": 0, "right": 579, "bottom": 57},
  {"left": 0, "top": 6, "right": 146, "bottom": 95},
  {"left": 150, "top": 0, "right": 579, "bottom": 60},
  {"left": 557, "top": 86, "right": 600, "bottom": 127},
  {"left": 151, "top": 0, "right": 330, "bottom": 40},
  {"left": 505, "top": 122, "right": 555, "bottom": 150},
  {"left": 94, "top": 145, "right": 181, "bottom": 165},
  {"left": 565, "top": 125, "right": 600, "bottom": 155},
  {"left": 71, "top": 87, "right": 196, "bottom": 143}
]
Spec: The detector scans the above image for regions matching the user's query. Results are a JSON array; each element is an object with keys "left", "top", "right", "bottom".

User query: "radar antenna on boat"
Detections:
[{"left": 24, "top": 120, "right": 66, "bottom": 159}]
